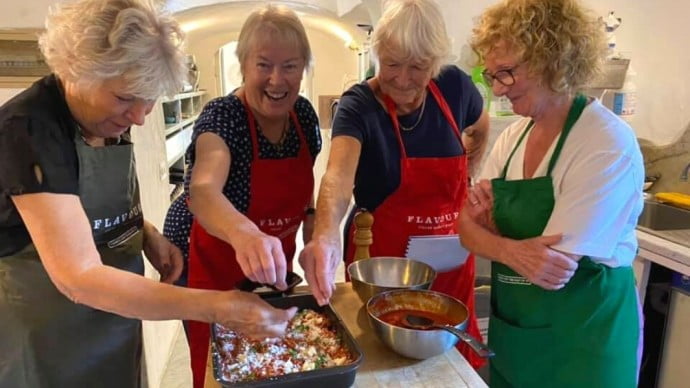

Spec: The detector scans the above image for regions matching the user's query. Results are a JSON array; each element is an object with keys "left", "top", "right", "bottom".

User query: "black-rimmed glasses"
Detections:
[{"left": 482, "top": 65, "right": 520, "bottom": 87}]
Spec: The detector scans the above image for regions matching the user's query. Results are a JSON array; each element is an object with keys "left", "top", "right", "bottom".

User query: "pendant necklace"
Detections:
[
  {"left": 399, "top": 96, "right": 426, "bottom": 132},
  {"left": 258, "top": 115, "right": 290, "bottom": 152}
]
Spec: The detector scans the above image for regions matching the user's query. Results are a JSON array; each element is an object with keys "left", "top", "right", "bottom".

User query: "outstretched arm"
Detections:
[
  {"left": 12, "top": 192, "right": 296, "bottom": 338},
  {"left": 300, "top": 135, "right": 361, "bottom": 305}
]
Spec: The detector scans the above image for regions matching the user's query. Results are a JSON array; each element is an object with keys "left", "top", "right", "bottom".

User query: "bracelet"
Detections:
[{"left": 305, "top": 207, "right": 316, "bottom": 215}]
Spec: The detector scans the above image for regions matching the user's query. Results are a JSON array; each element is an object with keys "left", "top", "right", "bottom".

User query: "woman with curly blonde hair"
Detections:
[
  {"left": 459, "top": 0, "right": 644, "bottom": 386},
  {"left": 0, "top": 1, "right": 296, "bottom": 386}
]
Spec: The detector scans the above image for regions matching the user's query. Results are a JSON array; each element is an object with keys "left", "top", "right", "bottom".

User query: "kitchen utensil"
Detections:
[
  {"left": 211, "top": 293, "right": 363, "bottom": 387},
  {"left": 348, "top": 257, "right": 436, "bottom": 303},
  {"left": 367, "top": 289, "right": 486, "bottom": 359},
  {"left": 404, "top": 314, "right": 494, "bottom": 358},
  {"left": 655, "top": 192, "right": 690, "bottom": 210}
]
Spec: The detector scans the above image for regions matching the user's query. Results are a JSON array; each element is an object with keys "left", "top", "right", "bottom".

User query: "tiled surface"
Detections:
[{"left": 158, "top": 325, "right": 192, "bottom": 388}]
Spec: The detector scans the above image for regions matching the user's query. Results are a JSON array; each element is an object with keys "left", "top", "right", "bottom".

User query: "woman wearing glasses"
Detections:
[
  {"left": 300, "top": 0, "right": 490, "bottom": 369},
  {"left": 459, "top": 0, "right": 644, "bottom": 386}
]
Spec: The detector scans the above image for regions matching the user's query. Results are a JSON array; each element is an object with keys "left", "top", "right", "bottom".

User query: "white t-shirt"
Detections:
[{"left": 479, "top": 99, "right": 644, "bottom": 267}]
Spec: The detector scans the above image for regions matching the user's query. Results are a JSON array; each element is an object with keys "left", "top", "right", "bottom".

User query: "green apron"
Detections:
[
  {"left": 0, "top": 131, "right": 145, "bottom": 387},
  {"left": 488, "top": 94, "right": 640, "bottom": 387}
]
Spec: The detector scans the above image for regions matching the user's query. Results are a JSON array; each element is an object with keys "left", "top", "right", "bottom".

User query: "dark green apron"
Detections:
[
  {"left": 0, "top": 131, "right": 145, "bottom": 387},
  {"left": 488, "top": 94, "right": 640, "bottom": 387}
]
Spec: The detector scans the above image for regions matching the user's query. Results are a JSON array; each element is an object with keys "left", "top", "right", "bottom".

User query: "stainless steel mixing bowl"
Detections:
[
  {"left": 347, "top": 257, "right": 436, "bottom": 303},
  {"left": 366, "top": 289, "right": 472, "bottom": 360}
]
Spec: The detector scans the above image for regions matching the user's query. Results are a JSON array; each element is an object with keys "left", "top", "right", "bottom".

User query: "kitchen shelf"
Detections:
[
  {"left": 166, "top": 124, "right": 193, "bottom": 168},
  {"left": 160, "top": 90, "right": 206, "bottom": 103},
  {"left": 165, "top": 114, "right": 199, "bottom": 137}
]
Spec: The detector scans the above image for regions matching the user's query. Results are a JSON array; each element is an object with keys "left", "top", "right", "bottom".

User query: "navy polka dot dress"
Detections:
[{"left": 163, "top": 94, "right": 321, "bottom": 286}]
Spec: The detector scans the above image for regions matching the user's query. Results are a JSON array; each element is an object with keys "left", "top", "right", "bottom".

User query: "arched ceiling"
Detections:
[{"left": 171, "top": 0, "right": 374, "bottom": 50}]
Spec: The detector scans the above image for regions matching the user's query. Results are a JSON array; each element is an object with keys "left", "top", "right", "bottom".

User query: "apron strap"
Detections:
[
  {"left": 381, "top": 80, "right": 463, "bottom": 159},
  {"left": 240, "top": 94, "right": 304, "bottom": 160},
  {"left": 499, "top": 93, "right": 588, "bottom": 179},
  {"left": 500, "top": 121, "right": 534, "bottom": 179},
  {"left": 546, "top": 93, "right": 587, "bottom": 175}
]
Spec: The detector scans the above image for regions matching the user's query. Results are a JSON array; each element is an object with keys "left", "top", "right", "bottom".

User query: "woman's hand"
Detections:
[
  {"left": 143, "top": 221, "right": 183, "bottom": 283},
  {"left": 299, "top": 235, "right": 340, "bottom": 306},
  {"left": 503, "top": 235, "right": 579, "bottom": 291},
  {"left": 213, "top": 290, "right": 297, "bottom": 339},
  {"left": 466, "top": 179, "right": 497, "bottom": 232},
  {"left": 231, "top": 226, "right": 288, "bottom": 290}
]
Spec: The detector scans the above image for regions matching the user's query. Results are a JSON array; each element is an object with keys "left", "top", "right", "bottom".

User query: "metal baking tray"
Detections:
[{"left": 211, "top": 293, "right": 364, "bottom": 387}]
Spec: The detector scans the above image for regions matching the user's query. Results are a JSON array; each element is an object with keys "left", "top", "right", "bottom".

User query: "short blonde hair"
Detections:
[
  {"left": 470, "top": 0, "right": 606, "bottom": 94},
  {"left": 372, "top": 0, "right": 451, "bottom": 78},
  {"left": 39, "top": 0, "right": 187, "bottom": 100},
  {"left": 235, "top": 4, "right": 313, "bottom": 74}
]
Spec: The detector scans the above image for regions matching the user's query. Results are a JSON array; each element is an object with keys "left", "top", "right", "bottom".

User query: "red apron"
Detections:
[
  {"left": 186, "top": 98, "right": 314, "bottom": 388},
  {"left": 345, "top": 80, "right": 484, "bottom": 369}
]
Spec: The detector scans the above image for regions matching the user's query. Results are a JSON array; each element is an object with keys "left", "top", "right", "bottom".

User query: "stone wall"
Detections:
[{"left": 639, "top": 126, "right": 690, "bottom": 195}]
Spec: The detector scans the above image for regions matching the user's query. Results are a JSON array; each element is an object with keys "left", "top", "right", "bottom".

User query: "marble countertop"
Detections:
[
  {"left": 636, "top": 227, "right": 690, "bottom": 274},
  {"left": 204, "top": 283, "right": 487, "bottom": 388}
]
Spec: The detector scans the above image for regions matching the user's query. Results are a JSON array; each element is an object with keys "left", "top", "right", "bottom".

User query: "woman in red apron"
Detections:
[
  {"left": 301, "top": 0, "right": 490, "bottom": 369},
  {"left": 184, "top": 6, "right": 321, "bottom": 388}
]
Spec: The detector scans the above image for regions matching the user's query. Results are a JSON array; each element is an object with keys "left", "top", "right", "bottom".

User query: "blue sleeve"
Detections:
[
  {"left": 437, "top": 65, "right": 483, "bottom": 129},
  {"left": 187, "top": 96, "right": 245, "bottom": 167},
  {"left": 295, "top": 97, "right": 322, "bottom": 161},
  {"left": 192, "top": 97, "right": 239, "bottom": 138},
  {"left": 331, "top": 86, "right": 369, "bottom": 143}
]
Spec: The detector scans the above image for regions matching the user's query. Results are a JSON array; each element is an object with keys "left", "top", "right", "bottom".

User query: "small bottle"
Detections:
[
  {"left": 494, "top": 96, "right": 514, "bottom": 116},
  {"left": 613, "top": 65, "right": 636, "bottom": 121},
  {"left": 471, "top": 66, "right": 492, "bottom": 113}
]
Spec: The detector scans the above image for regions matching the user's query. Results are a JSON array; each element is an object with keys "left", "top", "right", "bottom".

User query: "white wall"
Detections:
[
  {"left": 308, "top": 27, "right": 360, "bottom": 99},
  {"left": 3, "top": 1, "right": 690, "bottom": 145},
  {"left": 436, "top": 0, "right": 688, "bottom": 145},
  {"left": 0, "top": 89, "right": 24, "bottom": 104}
]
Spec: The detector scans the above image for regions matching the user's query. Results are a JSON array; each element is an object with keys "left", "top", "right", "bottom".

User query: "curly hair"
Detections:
[
  {"left": 39, "top": 0, "right": 187, "bottom": 100},
  {"left": 235, "top": 4, "right": 313, "bottom": 74},
  {"left": 372, "top": 0, "right": 451, "bottom": 78},
  {"left": 470, "top": 0, "right": 606, "bottom": 94}
]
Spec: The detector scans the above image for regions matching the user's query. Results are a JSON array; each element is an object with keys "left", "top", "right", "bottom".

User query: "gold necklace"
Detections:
[{"left": 399, "top": 97, "right": 426, "bottom": 132}]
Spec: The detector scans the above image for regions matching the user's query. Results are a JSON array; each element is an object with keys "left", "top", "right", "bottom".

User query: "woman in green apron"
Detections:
[
  {"left": 0, "top": 1, "right": 296, "bottom": 387},
  {"left": 458, "top": 0, "right": 645, "bottom": 386}
]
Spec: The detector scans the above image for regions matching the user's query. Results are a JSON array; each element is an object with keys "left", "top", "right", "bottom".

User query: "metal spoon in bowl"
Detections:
[{"left": 404, "top": 314, "right": 495, "bottom": 358}]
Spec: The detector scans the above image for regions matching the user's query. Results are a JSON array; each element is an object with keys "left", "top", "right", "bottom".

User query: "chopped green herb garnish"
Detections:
[
  {"left": 294, "top": 324, "right": 307, "bottom": 332},
  {"left": 314, "top": 354, "right": 327, "bottom": 368}
]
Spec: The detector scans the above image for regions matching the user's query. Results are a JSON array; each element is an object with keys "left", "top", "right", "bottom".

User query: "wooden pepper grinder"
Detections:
[{"left": 353, "top": 210, "right": 374, "bottom": 261}]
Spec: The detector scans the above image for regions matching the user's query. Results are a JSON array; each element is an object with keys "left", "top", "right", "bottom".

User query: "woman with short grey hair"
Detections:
[
  {"left": 0, "top": 1, "right": 296, "bottom": 386},
  {"left": 301, "top": 0, "right": 490, "bottom": 369}
]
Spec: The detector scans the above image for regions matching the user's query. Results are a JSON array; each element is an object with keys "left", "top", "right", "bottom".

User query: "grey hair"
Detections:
[
  {"left": 235, "top": 4, "right": 313, "bottom": 74},
  {"left": 39, "top": 0, "right": 187, "bottom": 100},
  {"left": 371, "top": 0, "right": 451, "bottom": 78}
]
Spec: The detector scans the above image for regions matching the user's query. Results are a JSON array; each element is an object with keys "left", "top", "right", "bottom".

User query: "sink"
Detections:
[{"left": 638, "top": 200, "right": 690, "bottom": 230}]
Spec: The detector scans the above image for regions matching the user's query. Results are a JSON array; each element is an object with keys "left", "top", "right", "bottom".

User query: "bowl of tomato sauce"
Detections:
[{"left": 366, "top": 289, "right": 470, "bottom": 359}]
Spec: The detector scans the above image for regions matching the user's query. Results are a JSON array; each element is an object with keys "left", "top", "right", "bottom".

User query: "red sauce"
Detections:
[{"left": 378, "top": 309, "right": 459, "bottom": 329}]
